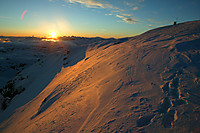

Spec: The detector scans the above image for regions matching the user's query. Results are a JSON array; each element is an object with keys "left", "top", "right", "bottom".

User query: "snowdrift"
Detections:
[{"left": 0, "top": 20, "right": 200, "bottom": 133}]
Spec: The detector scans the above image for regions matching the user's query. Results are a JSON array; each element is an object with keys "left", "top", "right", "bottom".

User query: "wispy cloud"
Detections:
[
  {"left": 148, "top": 24, "right": 153, "bottom": 27},
  {"left": 65, "top": 0, "right": 122, "bottom": 11},
  {"left": 124, "top": 1, "right": 134, "bottom": 7},
  {"left": 116, "top": 14, "right": 137, "bottom": 24},
  {"left": 147, "top": 19, "right": 161, "bottom": 24},
  {"left": 67, "top": 0, "right": 104, "bottom": 8},
  {"left": 132, "top": 6, "right": 138, "bottom": 10},
  {"left": 105, "top": 13, "right": 113, "bottom": 16},
  {"left": 62, "top": 0, "right": 141, "bottom": 24},
  {"left": 111, "top": 10, "right": 122, "bottom": 13},
  {"left": 121, "top": 13, "right": 132, "bottom": 17}
]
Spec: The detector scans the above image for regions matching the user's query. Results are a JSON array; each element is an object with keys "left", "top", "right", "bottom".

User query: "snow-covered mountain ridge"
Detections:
[{"left": 0, "top": 20, "right": 200, "bottom": 133}]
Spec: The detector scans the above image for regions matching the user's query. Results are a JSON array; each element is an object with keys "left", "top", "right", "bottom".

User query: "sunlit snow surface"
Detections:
[{"left": 0, "top": 20, "right": 200, "bottom": 133}]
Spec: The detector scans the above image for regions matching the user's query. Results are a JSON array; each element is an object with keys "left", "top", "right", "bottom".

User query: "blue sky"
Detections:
[{"left": 0, "top": 0, "right": 199, "bottom": 38}]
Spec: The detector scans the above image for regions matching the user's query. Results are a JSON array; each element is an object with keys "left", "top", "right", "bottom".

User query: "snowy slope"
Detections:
[
  {"left": 0, "top": 52, "right": 64, "bottom": 122},
  {"left": 0, "top": 37, "right": 114, "bottom": 121},
  {"left": 0, "top": 40, "right": 71, "bottom": 111},
  {"left": 0, "top": 20, "right": 200, "bottom": 133}
]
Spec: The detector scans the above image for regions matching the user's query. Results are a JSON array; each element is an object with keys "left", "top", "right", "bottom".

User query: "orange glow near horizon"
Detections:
[{"left": 1, "top": 19, "right": 121, "bottom": 38}]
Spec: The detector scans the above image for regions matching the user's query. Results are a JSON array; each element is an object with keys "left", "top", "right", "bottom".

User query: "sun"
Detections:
[{"left": 50, "top": 31, "right": 57, "bottom": 38}]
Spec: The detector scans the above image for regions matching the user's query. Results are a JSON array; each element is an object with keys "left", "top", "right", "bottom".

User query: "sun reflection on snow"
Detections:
[{"left": 41, "top": 38, "right": 58, "bottom": 42}]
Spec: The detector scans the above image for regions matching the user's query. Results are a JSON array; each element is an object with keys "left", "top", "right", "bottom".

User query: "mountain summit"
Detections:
[{"left": 0, "top": 20, "right": 200, "bottom": 133}]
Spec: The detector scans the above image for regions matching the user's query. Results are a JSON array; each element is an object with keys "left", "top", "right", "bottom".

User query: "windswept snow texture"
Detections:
[{"left": 1, "top": 20, "right": 200, "bottom": 133}]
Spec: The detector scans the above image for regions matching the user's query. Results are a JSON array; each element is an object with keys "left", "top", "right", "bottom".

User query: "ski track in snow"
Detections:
[{"left": 77, "top": 86, "right": 100, "bottom": 133}]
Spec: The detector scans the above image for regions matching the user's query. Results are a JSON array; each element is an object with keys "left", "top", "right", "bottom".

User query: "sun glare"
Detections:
[{"left": 50, "top": 32, "right": 57, "bottom": 38}]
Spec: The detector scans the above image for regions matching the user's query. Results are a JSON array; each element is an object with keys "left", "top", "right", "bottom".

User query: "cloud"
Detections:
[
  {"left": 147, "top": 19, "right": 161, "bottom": 24},
  {"left": 124, "top": 1, "right": 134, "bottom": 7},
  {"left": 132, "top": 6, "right": 138, "bottom": 10},
  {"left": 116, "top": 15, "right": 124, "bottom": 19},
  {"left": 124, "top": 18, "right": 138, "bottom": 24},
  {"left": 66, "top": 0, "right": 104, "bottom": 8},
  {"left": 111, "top": 10, "right": 122, "bottom": 13},
  {"left": 116, "top": 14, "right": 137, "bottom": 24},
  {"left": 121, "top": 13, "right": 132, "bottom": 17},
  {"left": 62, "top": 0, "right": 141, "bottom": 25},
  {"left": 105, "top": 13, "right": 113, "bottom": 16},
  {"left": 65, "top": 0, "right": 121, "bottom": 11},
  {"left": 124, "top": 0, "right": 144, "bottom": 6}
]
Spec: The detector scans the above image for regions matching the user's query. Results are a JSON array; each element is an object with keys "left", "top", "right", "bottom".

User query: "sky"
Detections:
[{"left": 0, "top": 0, "right": 200, "bottom": 38}]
